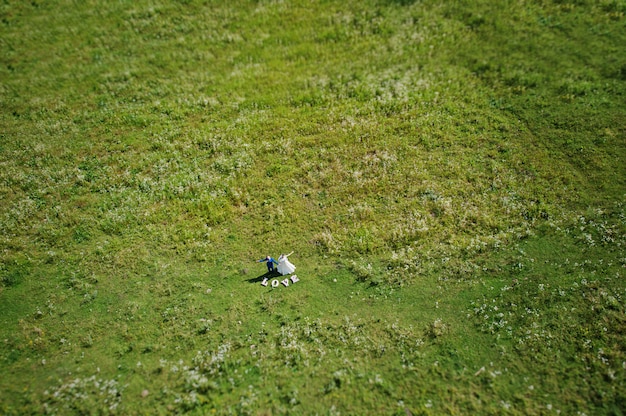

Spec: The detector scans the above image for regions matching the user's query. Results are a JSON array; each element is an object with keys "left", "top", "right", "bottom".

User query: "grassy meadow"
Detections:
[{"left": 1, "top": 0, "right": 625, "bottom": 414}]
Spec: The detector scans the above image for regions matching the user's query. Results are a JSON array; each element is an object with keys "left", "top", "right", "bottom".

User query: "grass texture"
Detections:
[{"left": 1, "top": 0, "right": 625, "bottom": 414}]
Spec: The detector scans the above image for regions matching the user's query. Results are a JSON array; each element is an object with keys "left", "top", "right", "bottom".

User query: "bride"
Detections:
[{"left": 277, "top": 251, "right": 296, "bottom": 275}]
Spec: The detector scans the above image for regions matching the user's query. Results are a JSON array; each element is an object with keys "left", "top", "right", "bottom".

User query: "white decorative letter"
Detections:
[
  {"left": 271, "top": 279, "right": 279, "bottom": 288},
  {"left": 290, "top": 275, "right": 299, "bottom": 283},
  {"left": 261, "top": 278, "right": 269, "bottom": 287}
]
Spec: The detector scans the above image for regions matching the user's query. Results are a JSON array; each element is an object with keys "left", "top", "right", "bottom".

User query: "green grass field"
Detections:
[{"left": 1, "top": 0, "right": 625, "bottom": 414}]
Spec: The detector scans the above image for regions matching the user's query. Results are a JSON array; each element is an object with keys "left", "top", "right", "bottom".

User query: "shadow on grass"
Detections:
[
  {"left": 379, "top": 0, "right": 418, "bottom": 5},
  {"left": 245, "top": 271, "right": 280, "bottom": 284}
]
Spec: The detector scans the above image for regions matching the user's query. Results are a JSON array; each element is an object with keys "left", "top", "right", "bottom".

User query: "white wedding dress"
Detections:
[{"left": 277, "top": 254, "right": 296, "bottom": 275}]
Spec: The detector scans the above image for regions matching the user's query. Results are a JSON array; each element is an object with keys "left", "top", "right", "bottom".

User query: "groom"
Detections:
[{"left": 258, "top": 255, "right": 278, "bottom": 273}]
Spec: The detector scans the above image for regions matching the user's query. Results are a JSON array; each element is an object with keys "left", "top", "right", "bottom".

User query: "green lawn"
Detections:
[{"left": 1, "top": 0, "right": 625, "bottom": 414}]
